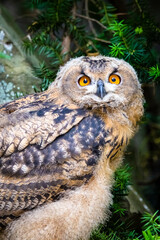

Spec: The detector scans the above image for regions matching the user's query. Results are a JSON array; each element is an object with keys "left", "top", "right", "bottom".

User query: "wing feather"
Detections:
[
  {"left": 0, "top": 113, "right": 110, "bottom": 228},
  {"left": 0, "top": 91, "right": 111, "bottom": 229},
  {"left": 0, "top": 91, "right": 88, "bottom": 157}
]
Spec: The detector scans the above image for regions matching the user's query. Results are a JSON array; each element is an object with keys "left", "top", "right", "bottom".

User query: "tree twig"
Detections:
[
  {"left": 93, "top": 37, "right": 111, "bottom": 44},
  {"left": 61, "top": 35, "right": 71, "bottom": 61},
  {"left": 75, "top": 13, "right": 107, "bottom": 30},
  {"left": 85, "top": 0, "right": 97, "bottom": 36}
]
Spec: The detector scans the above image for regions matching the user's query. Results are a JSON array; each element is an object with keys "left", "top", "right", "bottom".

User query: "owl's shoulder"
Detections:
[{"left": 0, "top": 90, "right": 88, "bottom": 157}]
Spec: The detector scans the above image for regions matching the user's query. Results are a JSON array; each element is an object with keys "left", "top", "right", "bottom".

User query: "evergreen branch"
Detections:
[
  {"left": 149, "top": 65, "right": 160, "bottom": 81},
  {"left": 102, "top": 1, "right": 111, "bottom": 26},
  {"left": 99, "top": 2, "right": 117, "bottom": 28},
  {"left": 134, "top": 0, "right": 143, "bottom": 13}
]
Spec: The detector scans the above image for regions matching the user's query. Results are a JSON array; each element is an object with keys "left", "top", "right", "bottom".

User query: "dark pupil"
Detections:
[
  {"left": 111, "top": 78, "right": 116, "bottom": 82},
  {"left": 83, "top": 79, "right": 88, "bottom": 84}
]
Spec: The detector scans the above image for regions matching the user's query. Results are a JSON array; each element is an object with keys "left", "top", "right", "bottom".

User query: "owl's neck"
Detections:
[
  {"left": 92, "top": 107, "right": 131, "bottom": 126},
  {"left": 90, "top": 99, "right": 143, "bottom": 131}
]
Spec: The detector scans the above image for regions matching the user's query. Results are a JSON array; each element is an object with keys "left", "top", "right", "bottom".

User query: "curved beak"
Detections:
[{"left": 96, "top": 79, "right": 107, "bottom": 99}]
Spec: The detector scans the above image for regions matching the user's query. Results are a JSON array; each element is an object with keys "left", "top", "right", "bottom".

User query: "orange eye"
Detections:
[
  {"left": 109, "top": 74, "right": 121, "bottom": 85},
  {"left": 78, "top": 76, "right": 91, "bottom": 87}
]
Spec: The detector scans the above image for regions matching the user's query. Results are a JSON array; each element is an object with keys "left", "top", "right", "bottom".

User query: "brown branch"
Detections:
[
  {"left": 61, "top": 35, "right": 71, "bottom": 59},
  {"left": 15, "top": 10, "right": 41, "bottom": 20},
  {"left": 85, "top": 0, "right": 97, "bottom": 36},
  {"left": 75, "top": 13, "right": 107, "bottom": 30},
  {"left": 93, "top": 37, "right": 111, "bottom": 44},
  {"left": 61, "top": 3, "right": 77, "bottom": 61}
]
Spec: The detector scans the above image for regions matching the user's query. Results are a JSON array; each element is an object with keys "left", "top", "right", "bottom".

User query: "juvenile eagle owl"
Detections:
[{"left": 0, "top": 56, "right": 143, "bottom": 240}]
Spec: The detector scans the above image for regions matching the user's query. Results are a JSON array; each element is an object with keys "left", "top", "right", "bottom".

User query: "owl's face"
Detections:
[{"left": 52, "top": 56, "right": 142, "bottom": 110}]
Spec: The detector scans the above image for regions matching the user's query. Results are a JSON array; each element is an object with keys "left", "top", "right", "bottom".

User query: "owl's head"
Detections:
[{"left": 50, "top": 55, "right": 143, "bottom": 124}]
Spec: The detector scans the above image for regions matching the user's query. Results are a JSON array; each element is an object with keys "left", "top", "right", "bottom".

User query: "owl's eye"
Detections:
[
  {"left": 108, "top": 74, "right": 121, "bottom": 85},
  {"left": 78, "top": 76, "right": 91, "bottom": 87}
]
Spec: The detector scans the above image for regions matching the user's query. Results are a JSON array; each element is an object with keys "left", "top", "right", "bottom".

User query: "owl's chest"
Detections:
[{"left": 47, "top": 115, "right": 126, "bottom": 166}]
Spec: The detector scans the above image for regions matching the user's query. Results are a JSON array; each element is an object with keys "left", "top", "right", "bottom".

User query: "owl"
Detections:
[{"left": 0, "top": 56, "right": 143, "bottom": 240}]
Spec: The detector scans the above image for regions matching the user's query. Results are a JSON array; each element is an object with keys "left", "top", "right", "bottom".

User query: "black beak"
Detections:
[{"left": 96, "top": 79, "right": 107, "bottom": 99}]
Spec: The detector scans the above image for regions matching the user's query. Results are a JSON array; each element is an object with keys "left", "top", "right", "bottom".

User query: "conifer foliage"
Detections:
[{"left": 23, "top": 0, "right": 160, "bottom": 90}]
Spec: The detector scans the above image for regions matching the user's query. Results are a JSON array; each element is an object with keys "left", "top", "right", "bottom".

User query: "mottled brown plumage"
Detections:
[{"left": 0, "top": 56, "right": 143, "bottom": 240}]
